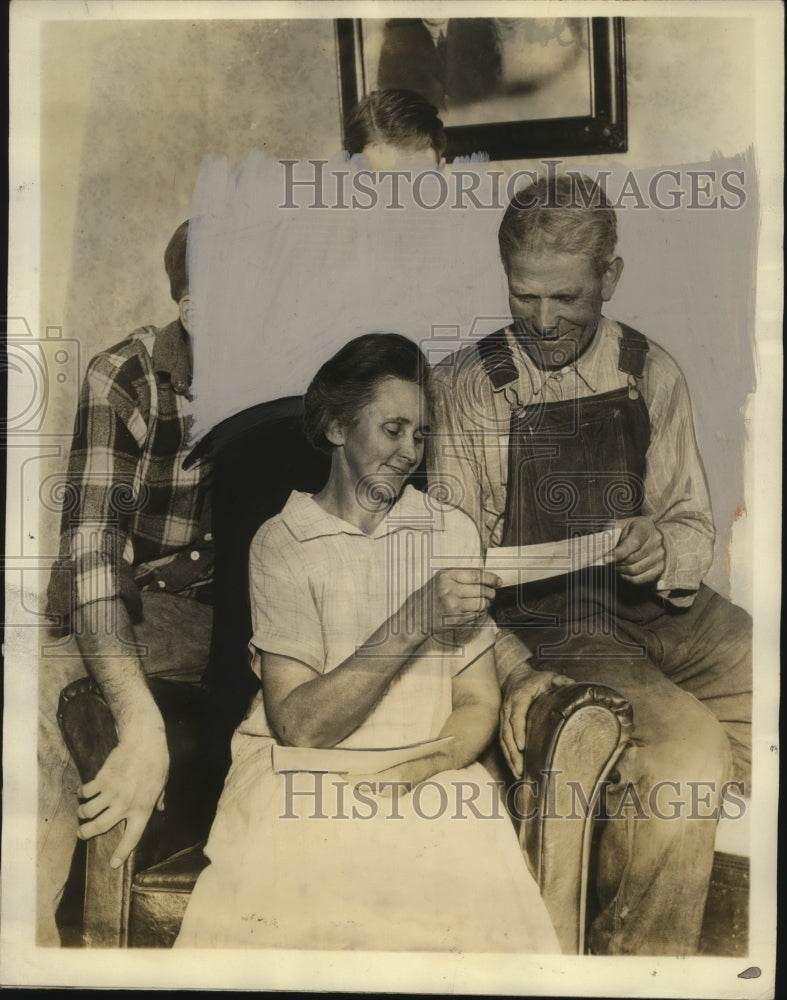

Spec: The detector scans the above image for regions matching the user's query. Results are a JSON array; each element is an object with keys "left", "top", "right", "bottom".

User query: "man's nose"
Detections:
[{"left": 533, "top": 300, "right": 558, "bottom": 334}]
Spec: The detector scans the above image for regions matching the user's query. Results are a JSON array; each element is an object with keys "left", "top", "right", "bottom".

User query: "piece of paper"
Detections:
[
  {"left": 271, "top": 736, "right": 455, "bottom": 775},
  {"left": 484, "top": 528, "right": 622, "bottom": 587}
]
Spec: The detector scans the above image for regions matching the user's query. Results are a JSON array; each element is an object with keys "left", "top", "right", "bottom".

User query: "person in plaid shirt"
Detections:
[{"left": 39, "top": 221, "right": 214, "bottom": 945}]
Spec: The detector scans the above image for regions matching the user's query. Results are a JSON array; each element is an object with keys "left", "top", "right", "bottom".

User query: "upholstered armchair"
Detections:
[
  {"left": 58, "top": 673, "right": 634, "bottom": 952},
  {"left": 55, "top": 399, "right": 747, "bottom": 954}
]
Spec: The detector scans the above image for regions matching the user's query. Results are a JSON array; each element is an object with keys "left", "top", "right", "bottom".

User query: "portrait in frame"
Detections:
[{"left": 336, "top": 16, "right": 627, "bottom": 160}]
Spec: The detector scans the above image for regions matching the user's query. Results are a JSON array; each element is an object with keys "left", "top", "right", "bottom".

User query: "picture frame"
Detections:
[{"left": 335, "top": 16, "right": 627, "bottom": 161}]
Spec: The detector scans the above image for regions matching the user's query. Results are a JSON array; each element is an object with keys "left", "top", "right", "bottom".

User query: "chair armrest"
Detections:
[
  {"left": 57, "top": 676, "right": 118, "bottom": 783},
  {"left": 517, "top": 681, "right": 633, "bottom": 955},
  {"left": 57, "top": 675, "right": 230, "bottom": 945},
  {"left": 58, "top": 675, "right": 226, "bottom": 865}
]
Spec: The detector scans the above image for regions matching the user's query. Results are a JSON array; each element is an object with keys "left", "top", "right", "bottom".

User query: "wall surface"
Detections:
[{"left": 38, "top": 13, "right": 760, "bottom": 607}]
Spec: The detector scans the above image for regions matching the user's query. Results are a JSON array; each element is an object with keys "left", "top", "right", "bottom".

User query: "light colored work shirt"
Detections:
[{"left": 429, "top": 316, "right": 716, "bottom": 597}]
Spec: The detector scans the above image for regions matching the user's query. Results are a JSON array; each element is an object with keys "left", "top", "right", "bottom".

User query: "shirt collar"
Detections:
[
  {"left": 507, "top": 316, "right": 617, "bottom": 397},
  {"left": 151, "top": 319, "right": 193, "bottom": 397},
  {"left": 281, "top": 486, "right": 441, "bottom": 542},
  {"left": 423, "top": 19, "right": 448, "bottom": 45}
]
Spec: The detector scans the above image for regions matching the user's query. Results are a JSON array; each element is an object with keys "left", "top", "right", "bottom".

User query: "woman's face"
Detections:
[{"left": 333, "top": 377, "right": 428, "bottom": 505}]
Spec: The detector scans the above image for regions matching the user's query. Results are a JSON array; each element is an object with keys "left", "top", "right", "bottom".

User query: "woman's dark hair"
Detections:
[
  {"left": 343, "top": 89, "right": 446, "bottom": 159},
  {"left": 304, "top": 332, "right": 430, "bottom": 452}
]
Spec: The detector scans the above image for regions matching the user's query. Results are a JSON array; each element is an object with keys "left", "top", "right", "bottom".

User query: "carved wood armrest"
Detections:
[{"left": 518, "top": 682, "right": 634, "bottom": 954}]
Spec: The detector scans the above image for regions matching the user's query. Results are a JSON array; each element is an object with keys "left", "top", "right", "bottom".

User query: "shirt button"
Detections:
[
  {"left": 157, "top": 579, "right": 166, "bottom": 589},
  {"left": 204, "top": 532, "right": 213, "bottom": 542},
  {"left": 190, "top": 550, "right": 200, "bottom": 561},
  {"left": 553, "top": 373, "right": 563, "bottom": 382}
]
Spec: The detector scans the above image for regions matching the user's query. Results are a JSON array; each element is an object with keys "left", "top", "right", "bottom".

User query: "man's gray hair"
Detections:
[{"left": 498, "top": 174, "right": 618, "bottom": 276}]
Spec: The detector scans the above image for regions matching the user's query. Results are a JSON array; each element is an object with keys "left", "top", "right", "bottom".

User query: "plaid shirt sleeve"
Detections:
[{"left": 46, "top": 347, "right": 153, "bottom": 622}]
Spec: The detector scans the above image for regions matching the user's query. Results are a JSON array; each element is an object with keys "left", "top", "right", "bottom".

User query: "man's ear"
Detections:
[
  {"left": 601, "top": 258, "right": 623, "bottom": 301},
  {"left": 324, "top": 419, "right": 345, "bottom": 448},
  {"left": 178, "top": 292, "right": 192, "bottom": 333}
]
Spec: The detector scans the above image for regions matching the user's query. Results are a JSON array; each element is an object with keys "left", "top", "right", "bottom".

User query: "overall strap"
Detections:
[
  {"left": 479, "top": 324, "right": 651, "bottom": 384},
  {"left": 477, "top": 329, "right": 518, "bottom": 390},
  {"left": 617, "top": 323, "right": 650, "bottom": 378}
]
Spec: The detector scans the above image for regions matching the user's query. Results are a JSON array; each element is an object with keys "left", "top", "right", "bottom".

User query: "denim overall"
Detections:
[
  {"left": 480, "top": 324, "right": 662, "bottom": 650},
  {"left": 477, "top": 324, "right": 751, "bottom": 954}
]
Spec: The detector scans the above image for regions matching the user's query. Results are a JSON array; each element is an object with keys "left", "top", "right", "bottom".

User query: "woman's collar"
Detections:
[{"left": 281, "top": 485, "right": 443, "bottom": 541}]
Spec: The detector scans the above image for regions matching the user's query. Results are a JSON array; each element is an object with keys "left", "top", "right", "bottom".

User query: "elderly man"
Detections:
[
  {"left": 429, "top": 174, "right": 752, "bottom": 956},
  {"left": 40, "top": 220, "right": 213, "bottom": 944}
]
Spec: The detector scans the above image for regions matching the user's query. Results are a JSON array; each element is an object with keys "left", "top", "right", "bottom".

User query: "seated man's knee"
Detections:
[
  {"left": 651, "top": 715, "right": 731, "bottom": 807},
  {"left": 679, "top": 704, "right": 733, "bottom": 787},
  {"left": 701, "top": 589, "right": 753, "bottom": 658},
  {"left": 620, "top": 688, "right": 733, "bottom": 797}
]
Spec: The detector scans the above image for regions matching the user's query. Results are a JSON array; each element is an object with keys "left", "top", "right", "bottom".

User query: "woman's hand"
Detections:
[{"left": 409, "top": 569, "right": 501, "bottom": 637}]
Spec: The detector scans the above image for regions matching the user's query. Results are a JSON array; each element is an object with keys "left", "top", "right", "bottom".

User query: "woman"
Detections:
[{"left": 176, "top": 333, "right": 559, "bottom": 952}]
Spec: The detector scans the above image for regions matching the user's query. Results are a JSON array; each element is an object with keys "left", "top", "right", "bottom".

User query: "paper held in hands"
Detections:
[
  {"left": 271, "top": 736, "right": 455, "bottom": 775},
  {"left": 484, "top": 527, "right": 622, "bottom": 588}
]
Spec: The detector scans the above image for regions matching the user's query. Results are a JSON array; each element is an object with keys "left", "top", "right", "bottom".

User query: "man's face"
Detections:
[
  {"left": 422, "top": 18, "right": 449, "bottom": 31},
  {"left": 506, "top": 250, "right": 622, "bottom": 370},
  {"left": 362, "top": 142, "right": 440, "bottom": 172},
  {"left": 178, "top": 291, "right": 193, "bottom": 335}
]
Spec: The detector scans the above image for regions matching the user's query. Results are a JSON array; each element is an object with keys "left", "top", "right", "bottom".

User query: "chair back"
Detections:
[{"left": 201, "top": 397, "right": 330, "bottom": 736}]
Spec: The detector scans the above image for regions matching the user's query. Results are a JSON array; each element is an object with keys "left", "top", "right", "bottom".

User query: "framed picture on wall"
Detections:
[{"left": 335, "top": 16, "right": 627, "bottom": 161}]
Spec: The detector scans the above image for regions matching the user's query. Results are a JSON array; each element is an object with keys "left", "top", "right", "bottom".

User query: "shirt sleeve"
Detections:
[
  {"left": 248, "top": 522, "right": 325, "bottom": 675},
  {"left": 46, "top": 355, "right": 147, "bottom": 619},
  {"left": 642, "top": 350, "right": 716, "bottom": 597},
  {"left": 428, "top": 360, "right": 487, "bottom": 542}
]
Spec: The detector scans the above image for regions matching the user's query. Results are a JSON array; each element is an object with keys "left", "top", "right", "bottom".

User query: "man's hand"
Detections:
[
  {"left": 500, "top": 667, "right": 574, "bottom": 778},
  {"left": 76, "top": 718, "right": 169, "bottom": 869},
  {"left": 611, "top": 516, "right": 666, "bottom": 585},
  {"left": 73, "top": 597, "right": 171, "bottom": 869}
]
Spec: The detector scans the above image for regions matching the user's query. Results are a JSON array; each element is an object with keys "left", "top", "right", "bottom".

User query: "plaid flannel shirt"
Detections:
[{"left": 47, "top": 320, "right": 213, "bottom": 625}]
